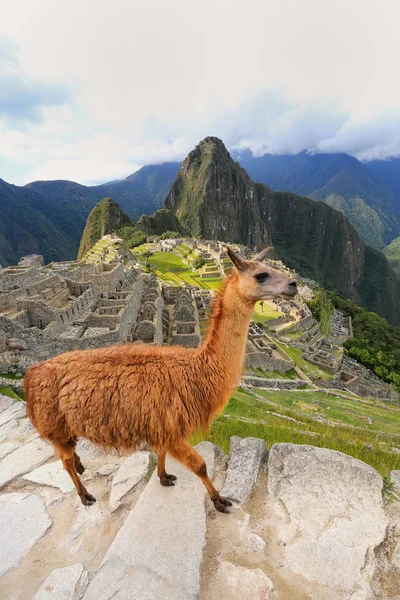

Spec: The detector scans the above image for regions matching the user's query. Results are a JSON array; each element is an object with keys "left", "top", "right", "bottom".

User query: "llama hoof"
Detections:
[
  {"left": 165, "top": 473, "right": 177, "bottom": 481},
  {"left": 81, "top": 493, "right": 97, "bottom": 506},
  {"left": 77, "top": 464, "right": 85, "bottom": 475},
  {"left": 219, "top": 496, "right": 233, "bottom": 506},
  {"left": 160, "top": 475, "right": 175, "bottom": 487},
  {"left": 213, "top": 496, "right": 232, "bottom": 513}
]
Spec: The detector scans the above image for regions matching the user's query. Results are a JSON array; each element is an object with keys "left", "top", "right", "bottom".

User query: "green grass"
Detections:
[
  {"left": 0, "top": 386, "right": 22, "bottom": 400},
  {"left": 252, "top": 301, "right": 281, "bottom": 323},
  {"left": 191, "top": 387, "right": 400, "bottom": 476}
]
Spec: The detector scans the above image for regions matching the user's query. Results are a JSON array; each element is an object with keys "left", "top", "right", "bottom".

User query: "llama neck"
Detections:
[{"left": 202, "top": 274, "right": 255, "bottom": 380}]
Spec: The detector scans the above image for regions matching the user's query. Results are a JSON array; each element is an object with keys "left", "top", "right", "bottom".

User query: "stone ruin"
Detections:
[
  {"left": 0, "top": 256, "right": 148, "bottom": 370},
  {"left": 133, "top": 274, "right": 166, "bottom": 345},
  {"left": 171, "top": 289, "right": 201, "bottom": 348},
  {"left": 246, "top": 322, "right": 294, "bottom": 372},
  {"left": 301, "top": 336, "right": 343, "bottom": 373}
]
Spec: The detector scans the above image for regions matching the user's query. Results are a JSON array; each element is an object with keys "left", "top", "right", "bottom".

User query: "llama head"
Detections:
[{"left": 226, "top": 246, "right": 298, "bottom": 301}]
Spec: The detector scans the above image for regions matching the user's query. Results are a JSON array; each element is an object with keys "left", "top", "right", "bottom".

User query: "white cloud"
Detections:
[{"left": 0, "top": 0, "right": 400, "bottom": 183}]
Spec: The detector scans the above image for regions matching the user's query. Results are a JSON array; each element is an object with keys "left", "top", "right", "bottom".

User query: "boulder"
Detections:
[
  {"left": 214, "top": 561, "right": 274, "bottom": 599},
  {"left": 33, "top": 563, "right": 88, "bottom": 600},
  {"left": 0, "top": 493, "right": 52, "bottom": 577},
  {"left": 109, "top": 451, "right": 152, "bottom": 511},
  {"left": 23, "top": 460, "right": 75, "bottom": 493},
  {"left": 221, "top": 436, "right": 267, "bottom": 503},
  {"left": 0, "top": 437, "right": 54, "bottom": 488},
  {"left": 267, "top": 444, "right": 389, "bottom": 600},
  {"left": 83, "top": 442, "right": 222, "bottom": 600}
]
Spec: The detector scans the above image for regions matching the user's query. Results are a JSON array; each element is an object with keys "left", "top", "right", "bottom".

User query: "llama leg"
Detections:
[
  {"left": 53, "top": 441, "right": 96, "bottom": 506},
  {"left": 157, "top": 450, "right": 177, "bottom": 486},
  {"left": 170, "top": 440, "right": 232, "bottom": 513},
  {"left": 74, "top": 452, "right": 85, "bottom": 475}
]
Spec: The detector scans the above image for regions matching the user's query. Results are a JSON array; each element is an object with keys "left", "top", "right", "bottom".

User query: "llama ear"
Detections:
[
  {"left": 226, "top": 246, "right": 248, "bottom": 271},
  {"left": 253, "top": 247, "right": 272, "bottom": 262}
]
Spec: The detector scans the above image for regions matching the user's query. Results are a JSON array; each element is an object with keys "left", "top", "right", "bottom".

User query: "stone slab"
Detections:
[
  {"left": 33, "top": 563, "right": 88, "bottom": 600},
  {"left": 109, "top": 451, "right": 151, "bottom": 511},
  {"left": 23, "top": 460, "right": 75, "bottom": 493},
  {"left": 214, "top": 561, "right": 274, "bottom": 599},
  {"left": 0, "top": 395, "right": 16, "bottom": 414},
  {"left": 0, "top": 492, "right": 52, "bottom": 577},
  {"left": 267, "top": 444, "right": 389, "bottom": 600},
  {"left": 0, "top": 437, "right": 54, "bottom": 489},
  {"left": 83, "top": 442, "right": 220, "bottom": 600},
  {"left": 0, "top": 401, "right": 25, "bottom": 427},
  {"left": 0, "top": 441, "right": 20, "bottom": 459},
  {"left": 0, "top": 419, "right": 18, "bottom": 443},
  {"left": 221, "top": 436, "right": 267, "bottom": 503}
]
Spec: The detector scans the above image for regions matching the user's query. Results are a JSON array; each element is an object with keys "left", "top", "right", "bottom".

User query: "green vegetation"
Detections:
[
  {"left": 137, "top": 209, "right": 183, "bottom": 237},
  {"left": 192, "top": 387, "right": 400, "bottom": 476},
  {"left": 252, "top": 301, "right": 281, "bottom": 324},
  {"left": 328, "top": 291, "right": 400, "bottom": 389},
  {"left": 384, "top": 236, "right": 400, "bottom": 277},
  {"left": 133, "top": 249, "right": 222, "bottom": 290},
  {"left": 160, "top": 231, "right": 181, "bottom": 239},
  {"left": 0, "top": 386, "right": 22, "bottom": 400},
  {"left": 78, "top": 198, "right": 133, "bottom": 259},
  {"left": 307, "top": 289, "right": 334, "bottom": 335}
]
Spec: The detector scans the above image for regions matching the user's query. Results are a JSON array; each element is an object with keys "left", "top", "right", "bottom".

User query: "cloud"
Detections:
[
  {"left": 0, "top": 35, "right": 72, "bottom": 125},
  {"left": 0, "top": 0, "right": 400, "bottom": 183}
]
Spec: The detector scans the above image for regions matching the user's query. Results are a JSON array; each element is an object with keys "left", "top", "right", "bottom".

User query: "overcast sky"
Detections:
[{"left": 1, "top": 0, "right": 400, "bottom": 185}]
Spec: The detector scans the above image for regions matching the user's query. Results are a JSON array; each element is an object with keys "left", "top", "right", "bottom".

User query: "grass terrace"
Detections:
[{"left": 192, "top": 387, "right": 400, "bottom": 476}]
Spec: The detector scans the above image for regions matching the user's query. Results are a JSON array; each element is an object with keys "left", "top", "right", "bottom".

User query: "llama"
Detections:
[{"left": 25, "top": 246, "right": 297, "bottom": 512}]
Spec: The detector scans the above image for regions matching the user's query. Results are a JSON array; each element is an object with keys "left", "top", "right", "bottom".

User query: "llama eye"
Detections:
[{"left": 255, "top": 272, "right": 269, "bottom": 283}]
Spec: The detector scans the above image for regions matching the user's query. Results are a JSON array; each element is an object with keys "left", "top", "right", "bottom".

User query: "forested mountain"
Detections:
[
  {"left": 233, "top": 150, "right": 400, "bottom": 249},
  {"left": 165, "top": 137, "right": 400, "bottom": 325},
  {"left": 384, "top": 236, "right": 400, "bottom": 277},
  {"left": 77, "top": 198, "right": 133, "bottom": 259},
  {"left": 0, "top": 163, "right": 180, "bottom": 266}
]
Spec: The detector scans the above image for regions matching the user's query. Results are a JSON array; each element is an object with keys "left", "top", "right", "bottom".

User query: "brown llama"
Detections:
[{"left": 25, "top": 246, "right": 297, "bottom": 512}]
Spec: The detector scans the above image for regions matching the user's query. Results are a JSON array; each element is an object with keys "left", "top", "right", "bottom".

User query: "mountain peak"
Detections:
[{"left": 78, "top": 197, "right": 133, "bottom": 259}]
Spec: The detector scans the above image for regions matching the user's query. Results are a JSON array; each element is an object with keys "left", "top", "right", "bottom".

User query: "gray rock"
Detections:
[
  {"left": 23, "top": 460, "right": 75, "bottom": 493},
  {"left": 83, "top": 442, "right": 221, "bottom": 600},
  {"left": 221, "top": 436, "right": 267, "bottom": 503},
  {"left": 390, "top": 470, "right": 400, "bottom": 489},
  {"left": 0, "top": 441, "right": 20, "bottom": 459},
  {"left": 214, "top": 561, "right": 274, "bottom": 599},
  {"left": 0, "top": 437, "right": 54, "bottom": 488},
  {"left": 0, "top": 401, "right": 25, "bottom": 427},
  {"left": 0, "top": 419, "right": 18, "bottom": 443},
  {"left": 267, "top": 444, "right": 389, "bottom": 600},
  {"left": 0, "top": 493, "right": 52, "bottom": 577},
  {"left": 109, "top": 451, "right": 151, "bottom": 511},
  {"left": 33, "top": 563, "right": 89, "bottom": 600},
  {"left": 97, "top": 463, "right": 119, "bottom": 476},
  {"left": 0, "top": 395, "right": 15, "bottom": 414}
]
